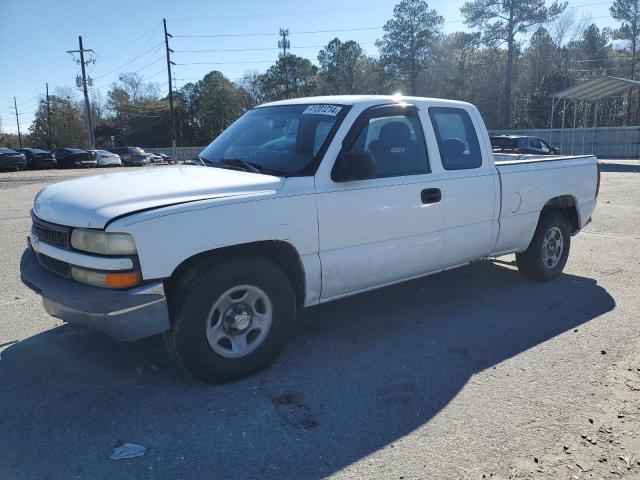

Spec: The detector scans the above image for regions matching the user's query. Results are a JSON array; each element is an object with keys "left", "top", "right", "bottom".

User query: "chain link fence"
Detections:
[
  {"left": 147, "top": 146, "right": 206, "bottom": 162},
  {"left": 489, "top": 127, "right": 640, "bottom": 158}
]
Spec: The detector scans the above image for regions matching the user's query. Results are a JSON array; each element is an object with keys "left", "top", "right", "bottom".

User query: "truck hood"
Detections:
[{"left": 33, "top": 166, "right": 284, "bottom": 228}]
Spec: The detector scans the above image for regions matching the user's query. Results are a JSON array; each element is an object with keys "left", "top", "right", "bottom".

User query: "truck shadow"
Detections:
[{"left": 0, "top": 261, "right": 615, "bottom": 479}]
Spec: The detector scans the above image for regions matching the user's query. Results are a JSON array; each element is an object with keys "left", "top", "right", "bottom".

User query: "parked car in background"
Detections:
[
  {"left": 146, "top": 152, "right": 163, "bottom": 163},
  {"left": 183, "top": 157, "right": 205, "bottom": 166},
  {"left": 16, "top": 148, "right": 56, "bottom": 169},
  {"left": 54, "top": 148, "right": 96, "bottom": 169},
  {"left": 155, "top": 152, "right": 172, "bottom": 163},
  {"left": 108, "top": 146, "right": 148, "bottom": 166},
  {"left": 0, "top": 147, "right": 27, "bottom": 171},
  {"left": 490, "top": 135, "right": 560, "bottom": 155},
  {"left": 89, "top": 150, "right": 122, "bottom": 167}
]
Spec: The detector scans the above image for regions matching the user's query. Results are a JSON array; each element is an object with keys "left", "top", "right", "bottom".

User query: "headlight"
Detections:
[
  {"left": 71, "top": 266, "right": 141, "bottom": 289},
  {"left": 70, "top": 229, "right": 137, "bottom": 255}
]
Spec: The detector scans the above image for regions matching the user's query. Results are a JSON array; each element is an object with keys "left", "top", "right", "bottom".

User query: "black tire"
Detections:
[
  {"left": 516, "top": 210, "right": 571, "bottom": 281},
  {"left": 165, "top": 256, "right": 297, "bottom": 383}
]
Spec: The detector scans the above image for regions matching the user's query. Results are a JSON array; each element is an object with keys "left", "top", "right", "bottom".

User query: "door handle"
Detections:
[{"left": 421, "top": 188, "right": 441, "bottom": 204}]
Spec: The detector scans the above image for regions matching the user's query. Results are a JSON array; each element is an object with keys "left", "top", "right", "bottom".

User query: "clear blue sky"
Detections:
[{"left": 0, "top": 0, "right": 618, "bottom": 135}]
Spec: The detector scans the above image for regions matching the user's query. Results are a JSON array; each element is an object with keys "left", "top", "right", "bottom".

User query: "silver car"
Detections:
[
  {"left": 146, "top": 152, "right": 163, "bottom": 164},
  {"left": 90, "top": 150, "right": 122, "bottom": 167}
]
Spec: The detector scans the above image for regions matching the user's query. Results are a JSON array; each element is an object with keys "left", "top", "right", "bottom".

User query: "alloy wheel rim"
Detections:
[{"left": 205, "top": 285, "right": 272, "bottom": 358}]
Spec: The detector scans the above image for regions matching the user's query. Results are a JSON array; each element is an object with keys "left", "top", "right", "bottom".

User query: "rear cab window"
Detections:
[{"left": 429, "top": 107, "right": 482, "bottom": 170}]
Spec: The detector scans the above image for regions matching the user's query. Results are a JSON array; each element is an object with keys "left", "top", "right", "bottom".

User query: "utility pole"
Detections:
[
  {"left": 172, "top": 70, "right": 183, "bottom": 147},
  {"left": 45, "top": 83, "right": 53, "bottom": 150},
  {"left": 12, "top": 97, "right": 22, "bottom": 148},
  {"left": 278, "top": 28, "right": 290, "bottom": 99},
  {"left": 67, "top": 36, "right": 95, "bottom": 149},
  {"left": 164, "top": 18, "right": 177, "bottom": 159}
]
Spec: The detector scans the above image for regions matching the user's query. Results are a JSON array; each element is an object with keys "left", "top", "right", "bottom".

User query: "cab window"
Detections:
[
  {"left": 429, "top": 107, "right": 482, "bottom": 170},
  {"left": 343, "top": 111, "right": 429, "bottom": 178}
]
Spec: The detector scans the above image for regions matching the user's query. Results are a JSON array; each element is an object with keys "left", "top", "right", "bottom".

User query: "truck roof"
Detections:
[{"left": 259, "top": 95, "right": 474, "bottom": 109}]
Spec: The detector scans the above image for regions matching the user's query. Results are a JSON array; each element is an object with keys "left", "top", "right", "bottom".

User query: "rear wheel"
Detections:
[
  {"left": 516, "top": 211, "right": 571, "bottom": 281},
  {"left": 165, "top": 256, "right": 297, "bottom": 383}
]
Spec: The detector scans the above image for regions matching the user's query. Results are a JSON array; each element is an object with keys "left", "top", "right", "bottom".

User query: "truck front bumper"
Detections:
[{"left": 20, "top": 249, "right": 170, "bottom": 341}]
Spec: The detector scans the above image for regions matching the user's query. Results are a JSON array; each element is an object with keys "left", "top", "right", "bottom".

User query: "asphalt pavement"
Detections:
[{"left": 1, "top": 161, "right": 639, "bottom": 479}]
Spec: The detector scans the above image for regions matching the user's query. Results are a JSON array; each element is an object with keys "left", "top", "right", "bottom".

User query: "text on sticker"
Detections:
[{"left": 303, "top": 105, "right": 342, "bottom": 116}]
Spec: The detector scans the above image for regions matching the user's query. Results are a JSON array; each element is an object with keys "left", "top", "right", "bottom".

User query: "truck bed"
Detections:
[{"left": 491, "top": 154, "right": 598, "bottom": 256}]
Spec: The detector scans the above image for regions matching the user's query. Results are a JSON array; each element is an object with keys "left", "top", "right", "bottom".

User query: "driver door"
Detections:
[{"left": 315, "top": 104, "right": 445, "bottom": 300}]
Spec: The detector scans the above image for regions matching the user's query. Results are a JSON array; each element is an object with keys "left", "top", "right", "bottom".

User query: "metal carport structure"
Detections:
[{"left": 550, "top": 75, "right": 640, "bottom": 154}]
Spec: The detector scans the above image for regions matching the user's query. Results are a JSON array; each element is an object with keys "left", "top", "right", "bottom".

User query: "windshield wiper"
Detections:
[{"left": 214, "top": 158, "right": 262, "bottom": 174}]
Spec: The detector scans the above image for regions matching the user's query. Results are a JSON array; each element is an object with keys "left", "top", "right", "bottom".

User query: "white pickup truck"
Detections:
[{"left": 21, "top": 95, "right": 600, "bottom": 383}]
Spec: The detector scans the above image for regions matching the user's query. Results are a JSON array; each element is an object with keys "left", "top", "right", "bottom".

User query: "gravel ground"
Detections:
[{"left": 0, "top": 161, "right": 639, "bottom": 480}]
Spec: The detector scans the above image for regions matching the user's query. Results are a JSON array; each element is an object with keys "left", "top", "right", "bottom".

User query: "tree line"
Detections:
[{"left": 2, "top": 0, "right": 639, "bottom": 150}]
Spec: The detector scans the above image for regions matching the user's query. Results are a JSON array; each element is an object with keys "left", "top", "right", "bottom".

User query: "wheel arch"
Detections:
[
  {"left": 540, "top": 195, "right": 580, "bottom": 234},
  {"left": 164, "top": 240, "right": 307, "bottom": 313}
]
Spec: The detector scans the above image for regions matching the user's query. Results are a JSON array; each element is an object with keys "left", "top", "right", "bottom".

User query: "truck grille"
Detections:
[{"left": 32, "top": 218, "right": 69, "bottom": 248}]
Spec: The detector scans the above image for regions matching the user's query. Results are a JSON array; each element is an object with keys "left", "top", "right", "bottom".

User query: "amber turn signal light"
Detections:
[{"left": 105, "top": 271, "right": 142, "bottom": 289}]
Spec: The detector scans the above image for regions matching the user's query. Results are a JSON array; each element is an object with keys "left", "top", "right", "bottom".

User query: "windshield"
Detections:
[{"left": 200, "top": 104, "right": 347, "bottom": 175}]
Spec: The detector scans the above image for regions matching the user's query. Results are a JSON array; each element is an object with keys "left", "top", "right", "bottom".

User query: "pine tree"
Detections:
[
  {"left": 461, "top": 0, "right": 566, "bottom": 127},
  {"left": 376, "top": 0, "right": 443, "bottom": 95}
]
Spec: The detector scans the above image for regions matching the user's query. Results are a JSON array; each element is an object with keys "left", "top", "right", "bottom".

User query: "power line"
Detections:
[
  {"left": 145, "top": 68, "right": 168, "bottom": 81},
  {"left": 174, "top": 60, "right": 277, "bottom": 66},
  {"left": 168, "top": 4, "right": 397, "bottom": 21},
  {"left": 98, "top": 23, "right": 163, "bottom": 63},
  {"left": 92, "top": 56, "right": 166, "bottom": 92},
  {"left": 92, "top": 42, "right": 164, "bottom": 81},
  {"left": 173, "top": 42, "right": 376, "bottom": 53},
  {"left": 14, "top": 94, "right": 41, "bottom": 108},
  {"left": 172, "top": 26, "right": 384, "bottom": 38},
  {"left": 170, "top": 5, "right": 614, "bottom": 39}
]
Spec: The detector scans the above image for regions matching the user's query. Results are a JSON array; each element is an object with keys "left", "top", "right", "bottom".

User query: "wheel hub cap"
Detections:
[
  {"left": 205, "top": 285, "right": 273, "bottom": 359},
  {"left": 225, "top": 306, "right": 252, "bottom": 332},
  {"left": 542, "top": 226, "right": 564, "bottom": 269}
]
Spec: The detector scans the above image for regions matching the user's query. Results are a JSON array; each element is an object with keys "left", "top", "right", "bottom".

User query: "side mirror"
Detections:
[{"left": 333, "top": 151, "right": 376, "bottom": 182}]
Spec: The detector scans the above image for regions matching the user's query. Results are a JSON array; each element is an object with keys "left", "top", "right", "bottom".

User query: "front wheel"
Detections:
[
  {"left": 165, "top": 256, "right": 297, "bottom": 383},
  {"left": 516, "top": 211, "right": 571, "bottom": 281}
]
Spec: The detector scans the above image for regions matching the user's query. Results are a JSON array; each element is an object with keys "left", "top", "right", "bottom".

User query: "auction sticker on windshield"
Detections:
[{"left": 303, "top": 105, "right": 342, "bottom": 116}]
